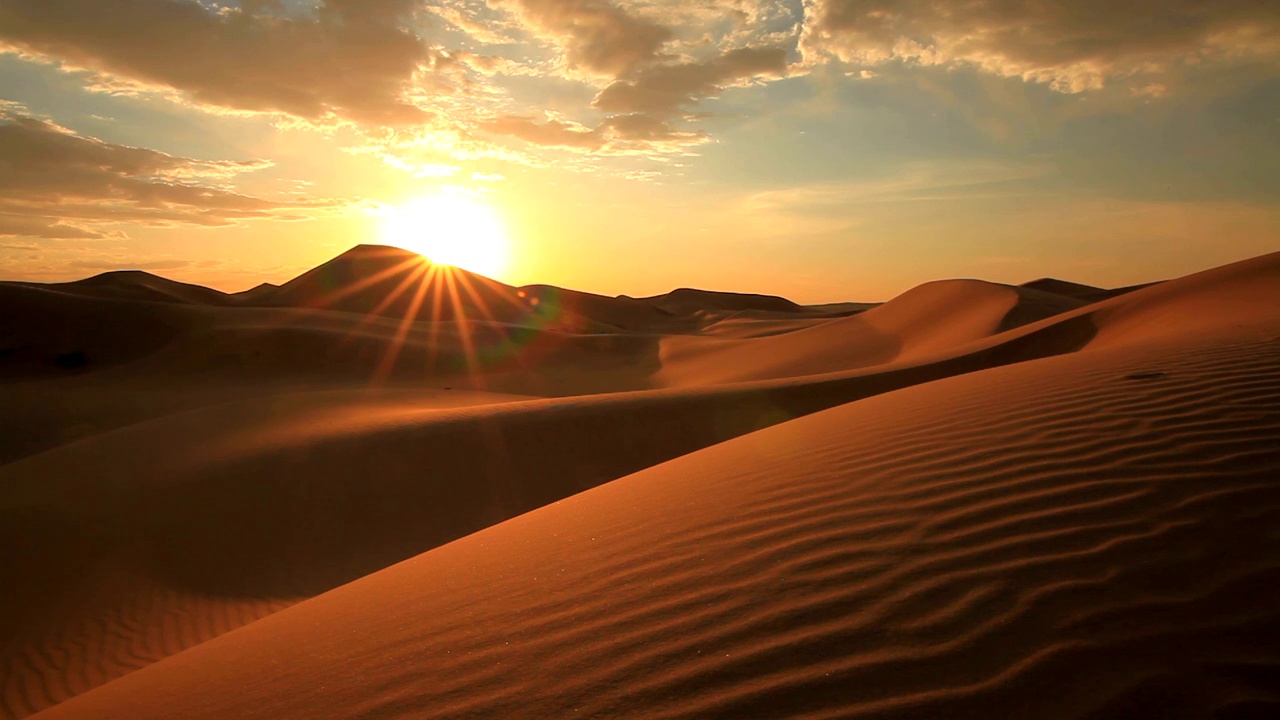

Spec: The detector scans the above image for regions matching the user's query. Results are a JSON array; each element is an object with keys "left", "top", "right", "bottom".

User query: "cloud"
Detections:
[
  {"left": 0, "top": 240, "right": 40, "bottom": 250},
  {"left": 429, "top": 3, "right": 520, "bottom": 46},
  {"left": 478, "top": 44, "right": 787, "bottom": 155},
  {"left": 480, "top": 112, "right": 708, "bottom": 153},
  {"left": 800, "top": 0, "right": 1280, "bottom": 92},
  {"left": 490, "top": 0, "right": 672, "bottom": 76},
  {"left": 593, "top": 46, "right": 789, "bottom": 114},
  {"left": 0, "top": 107, "right": 343, "bottom": 239},
  {"left": 0, "top": 0, "right": 441, "bottom": 125},
  {"left": 0, "top": 0, "right": 798, "bottom": 160},
  {"left": 480, "top": 114, "right": 603, "bottom": 149},
  {"left": 599, "top": 113, "right": 708, "bottom": 149},
  {"left": 0, "top": 215, "right": 105, "bottom": 240}
]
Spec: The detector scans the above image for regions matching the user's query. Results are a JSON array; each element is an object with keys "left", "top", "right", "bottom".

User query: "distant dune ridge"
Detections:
[{"left": 2, "top": 247, "right": 1279, "bottom": 719}]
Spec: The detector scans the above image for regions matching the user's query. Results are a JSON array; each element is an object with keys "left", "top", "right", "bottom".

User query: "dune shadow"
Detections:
[{"left": 108, "top": 315, "right": 1095, "bottom": 600}]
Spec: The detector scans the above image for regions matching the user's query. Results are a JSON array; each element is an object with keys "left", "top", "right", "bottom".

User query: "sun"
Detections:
[{"left": 379, "top": 194, "right": 510, "bottom": 277}]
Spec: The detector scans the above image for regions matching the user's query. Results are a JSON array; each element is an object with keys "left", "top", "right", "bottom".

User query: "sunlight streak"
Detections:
[
  {"left": 444, "top": 269, "right": 483, "bottom": 387},
  {"left": 307, "top": 255, "right": 425, "bottom": 310},
  {"left": 373, "top": 262, "right": 431, "bottom": 383},
  {"left": 338, "top": 257, "right": 432, "bottom": 347}
]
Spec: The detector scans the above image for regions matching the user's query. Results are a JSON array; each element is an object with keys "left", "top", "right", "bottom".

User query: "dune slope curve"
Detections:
[{"left": 31, "top": 279, "right": 1280, "bottom": 719}]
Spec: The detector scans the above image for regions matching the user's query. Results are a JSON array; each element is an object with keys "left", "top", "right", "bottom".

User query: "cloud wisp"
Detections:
[
  {"left": 800, "top": 0, "right": 1280, "bottom": 92},
  {"left": 0, "top": 107, "right": 344, "bottom": 239}
]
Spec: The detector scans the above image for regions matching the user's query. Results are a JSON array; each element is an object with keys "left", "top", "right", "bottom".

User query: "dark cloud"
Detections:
[
  {"left": 0, "top": 0, "right": 438, "bottom": 125},
  {"left": 0, "top": 108, "right": 339, "bottom": 239},
  {"left": 492, "top": 0, "right": 672, "bottom": 76},
  {"left": 801, "top": 0, "right": 1280, "bottom": 91},
  {"left": 593, "top": 46, "right": 788, "bottom": 114}
]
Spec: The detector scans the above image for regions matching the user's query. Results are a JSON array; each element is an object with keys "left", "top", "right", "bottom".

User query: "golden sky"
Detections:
[{"left": 1, "top": 0, "right": 1278, "bottom": 301}]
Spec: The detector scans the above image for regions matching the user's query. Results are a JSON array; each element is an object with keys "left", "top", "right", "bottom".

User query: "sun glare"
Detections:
[{"left": 380, "top": 194, "right": 510, "bottom": 278}]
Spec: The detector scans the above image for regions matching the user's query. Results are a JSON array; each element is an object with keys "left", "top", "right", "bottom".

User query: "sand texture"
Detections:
[{"left": 2, "top": 248, "right": 1278, "bottom": 719}]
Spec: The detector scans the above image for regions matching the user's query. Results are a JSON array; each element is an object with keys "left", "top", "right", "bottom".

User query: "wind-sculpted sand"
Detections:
[{"left": 2, "top": 247, "right": 1278, "bottom": 718}]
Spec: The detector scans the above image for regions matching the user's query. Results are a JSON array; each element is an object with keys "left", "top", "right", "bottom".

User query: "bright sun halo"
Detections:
[{"left": 380, "top": 194, "right": 510, "bottom": 278}]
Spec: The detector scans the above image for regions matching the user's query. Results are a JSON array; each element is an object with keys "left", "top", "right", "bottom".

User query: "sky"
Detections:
[{"left": 0, "top": 0, "right": 1278, "bottom": 302}]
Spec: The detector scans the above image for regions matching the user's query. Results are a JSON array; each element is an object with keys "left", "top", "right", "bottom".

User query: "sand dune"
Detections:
[
  {"left": 1021, "top": 277, "right": 1155, "bottom": 303},
  {"left": 657, "top": 278, "right": 1085, "bottom": 385},
  {"left": 241, "top": 245, "right": 792, "bottom": 334},
  {"left": 246, "top": 245, "right": 532, "bottom": 322},
  {"left": 2, "top": 249, "right": 1278, "bottom": 718},
  {"left": 639, "top": 287, "right": 807, "bottom": 315},
  {"left": 0, "top": 284, "right": 193, "bottom": 382},
  {"left": 26, "top": 252, "right": 1280, "bottom": 720},
  {"left": 0, "top": 260, "right": 1079, "bottom": 463},
  {"left": 11, "top": 271, "right": 235, "bottom": 306},
  {"left": 2, "top": 329, "right": 1102, "bottom": 716},
  {"left": 231, "top": 282, "right": 279, "bottom": 302}
]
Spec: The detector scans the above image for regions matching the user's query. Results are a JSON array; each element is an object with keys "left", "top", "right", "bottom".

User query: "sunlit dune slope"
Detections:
[
  {"left": 698, "top": 314, "right": 846, "bottom": 339},
  {"left": 658, "top": 278, "right": 1086, "bottom": 385},
  {"left": 32, "top": 263, "right": 1280, "bottom": 720},
  {"left": 1, "top": 250, "right": 1277, "bottom": 719}
]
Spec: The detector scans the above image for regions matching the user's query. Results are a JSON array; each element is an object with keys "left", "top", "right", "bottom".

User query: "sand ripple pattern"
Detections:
[
  {"left": 1, "top": 583, "right": 291, "bottom": 719},
  {"left": 34, "top": 328, "right": 1280, "bottom": 719}
]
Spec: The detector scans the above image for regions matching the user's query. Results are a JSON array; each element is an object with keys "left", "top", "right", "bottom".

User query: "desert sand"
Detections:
[{"left": 2, "top": 246, "right": 1278, "bottom": 719}]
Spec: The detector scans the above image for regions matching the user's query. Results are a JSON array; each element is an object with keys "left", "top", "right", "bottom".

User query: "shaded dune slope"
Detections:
[
  {"left": 0, "top": 285, "right": 194, "bottom": 380},
  {"left": 231, "top": 282, "right": 278, "bottom": 302},
  {"left": 1022, "top": 277, "right": 1156, "bottom": 303},
  {"left": 2, "top": 251, "right": 1277, "bottom": 718},
  {"left": 246, "top": 245, "right": 534, "bottom": 324},
  {"left": 244, "top": 245, "right": 780, "bottom": 333},
  {"left": 7, "top": 271, "right": 233, "bottom": 306},
  {"left": 515, "top": 285, "right": 685, "bottom": 332},
  {"left": 640, "top": 287, "right": 806, "bottom": 315},
  {"left": 33, "top": 293, "right": 1280, "bottom": 720}
]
